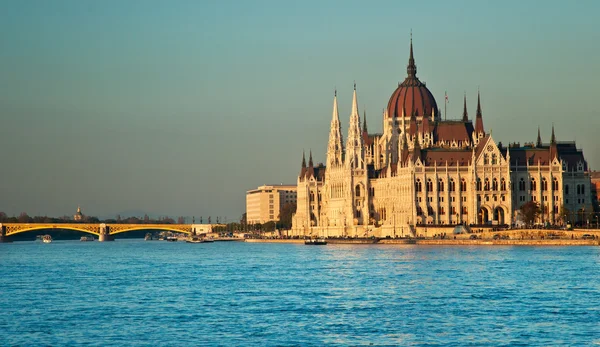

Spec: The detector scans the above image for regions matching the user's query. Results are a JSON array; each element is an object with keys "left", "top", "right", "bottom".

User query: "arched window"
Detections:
[
  {"left": 427, "top": 179, "right": 433, "bottom": 192},
  {"left": 553, "top": 178, "right": 559, "bottom": 191},
  {"left": 492, "top": 154, "right": 497, "bottom": 165},
  {"left": 484, "top": 154, "right": 489, "bottom": 165},
  {"left": 501, "top": 178, "right": 506, "bottom": 191},
  {"left": 582, "top": 185, "right": 585, "bottom": 195},
  {"left": 565, "top": 184, "right": 569, "bottom": 195},
  {"left": 310, "top": 192, "right": 315, "bottom": 202},
  {"left": 427, "top": 206, "right": 434, "bottom": 215},
  {"left": 519, "top": 178, "right": 525, "bottom": 191},
  {"left": 438, "top": 179, "right": 444, "bottom": 192},
  {"left": 461, "top": 179, "right": 467, "bottom": 192},
  {"left": 577, "top": 184, "right": 581, "bottom": 195},
  {"left": 531, "top": 179, "right": 536, "bottom": 191},
  {"left": 450, "top": 179, "right": 456, "bottom": 192},
  {"left": 541, "top": 178, "right": 548, "bottom": 191},
  {"left": 417, "top": 206, "right": 423, "bottom": 215},
  {"left": 476, "top": 178, "right": 482, "bottom": 191},
  {"left": 484, "top": 178, "right": 490, "bottom": 191},
  {"left": 355, "top": 185, "right": 361, "bottom": 197},
  {"left": 492, "top": 178, "right": 498, "bottom": 191},
  {"left": 415, "top": 179, "right": 422, "bottom": 192}
]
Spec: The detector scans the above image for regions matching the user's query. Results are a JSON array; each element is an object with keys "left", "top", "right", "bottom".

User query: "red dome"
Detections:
[
  {"left": 387, "top": 82, "right": 438, "bottom": 119},
  {"left": 387, "top": 38, "right": 438, "bottom": 119}
]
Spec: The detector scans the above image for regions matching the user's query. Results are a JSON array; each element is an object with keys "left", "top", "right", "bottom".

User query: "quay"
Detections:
[{"left": 245, "top": 229, "right": 600, "bottom": 246}]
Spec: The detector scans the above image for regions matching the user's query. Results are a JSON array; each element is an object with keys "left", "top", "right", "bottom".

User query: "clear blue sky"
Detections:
[{"left": 1, "top": 0, "right": 599, "bottom": 221}]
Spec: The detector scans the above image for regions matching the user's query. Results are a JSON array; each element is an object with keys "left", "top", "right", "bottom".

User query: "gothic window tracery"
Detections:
[
  {"left": 438, "top": 179, "right": 444, "bottom": 192},
  {"left": 530, "top": 179, "right": 536, "bottom": 191},
  {"left": 476, "top": 178, "right": 482, "bottom": 191},
  {"left": 450, "top": 179, "right": 456, "bottom": 192},
  {"left": 461, "top": 179, "right": 467, "bottom": 192},
  {"left": 501, "top": 178, "right": 506, "bottom": 191},
  {"left": 492, "top": 178, "right": 498, "bottom": 191},
  {"left": 427, "top": 179, "right": 433, "bottom": 192},
  {"left": 541, "top": 178, "right": 548, "bottom": 191},
  {"left": 415, "top": 179, "right": 422, "bottom": 192},
  {"left": 484, "top": 178, "right": 490, "bottom": 191}
]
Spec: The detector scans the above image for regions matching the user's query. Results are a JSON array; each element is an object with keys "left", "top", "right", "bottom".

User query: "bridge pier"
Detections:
[
  {"left": 98, "top": 224, "right": 114, "bottom": 242},
  {"left": 0, "top": 224, "right": 7, "bottom": 243}
]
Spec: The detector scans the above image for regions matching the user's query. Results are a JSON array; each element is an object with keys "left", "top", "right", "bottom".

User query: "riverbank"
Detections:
[{"left": 244, "top": 238, "right": 600, "bottom": 246}]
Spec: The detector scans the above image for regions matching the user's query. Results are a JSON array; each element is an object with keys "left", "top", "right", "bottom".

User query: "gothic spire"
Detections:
[
  {"left": 550, "top": 123, "right": 558, "bottom": 160},
  {"left": 299, "top": 150, "right": 307, "bottom": 179},
  {"left": 326, "top": 89, "right": 344, "bottom": 168},
  {"left": 363, "top": 110, "right": 368, "bottom": 134},
  {"left": 346, "top": 84, "right": 364, "bottom": 169},
  {"left": 301, "top": 150, "right": 306, "bottom": 168},
  {"left": 407, "top": 32, "right": 417, "bottom": 78},
  {"left": 475, "top": 90, "right": 485, "bottom": 134},
  {"left": 308, "top": 149, "right": 313, "bottom": 167},
  {"left": 536, "top": 126, "right": 542, "bottom": 147},
  {"left": 462, "top": 93, "right": 468, "bottom": 122}
]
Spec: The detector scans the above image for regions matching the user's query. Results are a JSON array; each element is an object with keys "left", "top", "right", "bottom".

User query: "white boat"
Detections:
[
  {"left": 42, "top": 235, "right": 52, "bottom": 243},
  {"left": 80, "top": 236, "right": 95, "bottom": 242}
]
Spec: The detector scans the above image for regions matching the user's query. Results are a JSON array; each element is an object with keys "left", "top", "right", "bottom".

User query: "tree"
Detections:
[
  {"left": 559, "top": 205, "right": 570, "bottom": 225},
  {"left": 18, "top": 212, "right": 31, "bottom": 223},
  {"left": 520, "top": 201, "right": 541, "bottom": 227},
  {"left": 278, "top": 202, "right": 297, "bottom": 230}
]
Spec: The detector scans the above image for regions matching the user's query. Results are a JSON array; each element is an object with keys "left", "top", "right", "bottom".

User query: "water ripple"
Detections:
[{"left": 1, "top": 241, "right": 599, "bottom": 346}]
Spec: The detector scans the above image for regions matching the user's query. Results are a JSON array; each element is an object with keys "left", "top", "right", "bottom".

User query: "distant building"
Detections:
[
  {"left": 591, "top": 171, "right": 600, "bottom": 213},
  {"left": 291, "top": 37, "right": 593, "bottom": 237},
  {"left": 73, "top": 206, "right": 84, "bottom": 221},
  {"left": 246, "top": 185, "right": 297, "bottom": 224}
]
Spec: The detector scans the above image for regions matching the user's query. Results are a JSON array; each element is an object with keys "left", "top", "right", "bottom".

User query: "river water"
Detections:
[{"left": 1, "top": 240, "right": 599, "bottom": 346}]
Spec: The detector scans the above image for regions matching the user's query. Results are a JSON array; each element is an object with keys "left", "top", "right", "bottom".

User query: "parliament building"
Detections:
[{"left": 291, "top": 38, "right": 593, "bottom": 238}]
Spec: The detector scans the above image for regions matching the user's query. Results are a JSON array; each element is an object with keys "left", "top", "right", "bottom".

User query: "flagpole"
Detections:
[{"left": 444, "top": 91, "right": 447, "bottom": 121}]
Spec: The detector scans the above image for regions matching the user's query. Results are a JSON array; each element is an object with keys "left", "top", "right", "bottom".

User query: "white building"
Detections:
[
  {"left": 246, "top": 184, "right": 297, "bottom": 224},
  {"left": 291, "top": 38, "right": 592, "bottom": 238}
]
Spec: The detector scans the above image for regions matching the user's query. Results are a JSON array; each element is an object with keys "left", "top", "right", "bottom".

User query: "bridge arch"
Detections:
[
  {"left": 108, "top": 225, "right": 192, "bottom": 235},
  {"left": 4, "top": 225, "right": 100, "bottom": 237}
]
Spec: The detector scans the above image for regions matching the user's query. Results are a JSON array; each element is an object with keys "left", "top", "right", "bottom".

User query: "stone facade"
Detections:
[{"left": 291, "top": 39, "right": 593, "bottom": 238}]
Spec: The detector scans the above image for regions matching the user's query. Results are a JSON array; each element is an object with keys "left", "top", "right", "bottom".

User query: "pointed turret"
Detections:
[
  {"left": 306, "top": 149, "right": 315, "bottom": 178},
  {"left": 475, "top": 90, "right": 485, "bottom": 135},
  {"left": 345, "top": 83, "right": 364, "bottom": 169},
  {"left": 409, "top": 108, "right": 418, "bottom": 139},
  {"left": 299, "top": 151, "right": 307, "bottom": 179},
  {"left": 550, "top": 124, "right": 558, "bottom": 160},
  {"left": 308, "top": 150, "right": 313, "bottom": 167},
  {"left": 536, "top": 127, "right": 542, "bottom": 147},
  {"left": 411, "top": 135, "right": 421, "bottom": 163},
  {"left": 363, "top": 110, "right": 368, "bottom": 134},
  {"left": 462, "top": 93, "right": 468, "bottom": 122},
  {"left": 407, "top": 32, "right": 417, "bottom": 78},
  {"left": 326, "top": 90, "right": 344, "bottom": 168}
]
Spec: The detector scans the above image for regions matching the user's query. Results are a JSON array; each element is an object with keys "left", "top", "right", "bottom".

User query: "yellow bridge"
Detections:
[{"left": 0, "top": 223, "right": 199, "bottom": 241}]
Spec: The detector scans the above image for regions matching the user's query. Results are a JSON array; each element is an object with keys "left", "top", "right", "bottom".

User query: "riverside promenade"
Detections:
[{"left": 245, "top": 229, "right": 600, "bottom": 246}]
